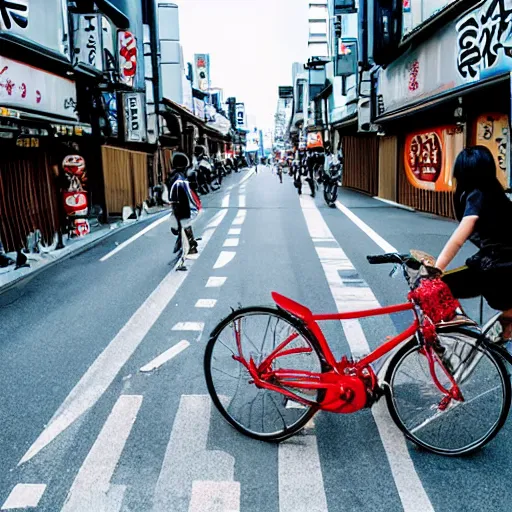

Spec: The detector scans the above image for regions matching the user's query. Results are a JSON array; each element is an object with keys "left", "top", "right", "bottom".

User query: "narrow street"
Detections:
[{"left": 0, "top": 167, "right": 510, "bottom": 512}]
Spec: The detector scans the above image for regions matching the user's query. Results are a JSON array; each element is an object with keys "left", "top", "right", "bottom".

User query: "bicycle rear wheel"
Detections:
[
  {"left": 386, "top": 329, "right": 510, "bottom": 456},
  {"left": 204, "top": 307, "right": 326, "bottom": 441}
]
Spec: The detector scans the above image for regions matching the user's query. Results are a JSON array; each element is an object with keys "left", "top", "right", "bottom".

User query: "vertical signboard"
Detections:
[
  {"left": 73, "top": 14, "right": 103, "bottom": 72},
  {"left": 123, "top": 92, "right": 147, "bottom": 142},
  {"left": 194, "top": 53, "right": 210, "bottom": 92},
  {"left": 236, "top": 103, "right": 246, "bottom": 129},
  {"left": 118, "top": 31, "right": 138, "bottom": 87}
]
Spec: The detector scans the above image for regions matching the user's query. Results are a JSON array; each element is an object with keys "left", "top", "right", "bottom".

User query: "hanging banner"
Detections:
[
  {"left": 118, "top": 30, "right": 137, "bottom": 87},
  {"left": 404, "top": 125, "right": 464, "bottom": 191},
  {"left": 73, "top": 14, "right": 103, "bottom": 72},
  {"left": 123, "top": 92, "right": 147, "bottom": 143},
  {"left": 473, "top": 113, "right": 510, "bottom": 188},
  {"left": 0, "top": 56, "right": 78, "bottom": 120}
]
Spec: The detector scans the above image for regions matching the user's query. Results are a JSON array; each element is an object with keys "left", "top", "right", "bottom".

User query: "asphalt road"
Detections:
[{"left": 0, "top": 166, "right": 510, "bottom": 512}]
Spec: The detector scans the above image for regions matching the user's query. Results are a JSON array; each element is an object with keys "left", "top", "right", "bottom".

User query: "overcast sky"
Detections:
[{"left": 173, "top": 0, "right": 309, "bottom": 130}]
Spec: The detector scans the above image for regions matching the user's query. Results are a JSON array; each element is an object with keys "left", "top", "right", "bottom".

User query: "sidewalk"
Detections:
[{"left": 0, "top": 207, "right": 171, "bottom": 294}]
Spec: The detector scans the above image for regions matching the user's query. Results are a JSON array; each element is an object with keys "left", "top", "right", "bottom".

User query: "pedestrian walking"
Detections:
[{"left": 169, "top": 152, "right": 201, "bottom": 270}]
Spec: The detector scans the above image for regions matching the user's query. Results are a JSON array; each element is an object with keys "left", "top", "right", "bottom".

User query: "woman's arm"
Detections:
[{"left": 436, "top": 215, "right": 478, "bottom": 271}]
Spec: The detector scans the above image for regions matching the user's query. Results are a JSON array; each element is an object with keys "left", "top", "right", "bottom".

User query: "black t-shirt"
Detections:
[{"left": 462, "top": 189, "right": 512, "bottom": 248}]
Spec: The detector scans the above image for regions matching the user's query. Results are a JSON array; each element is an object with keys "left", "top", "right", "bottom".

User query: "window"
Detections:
[
  {"left": 309, "top": 21, "right": 327, "bottom": 37},
  {"left": 309, "top": 5, "right": 327, "bottom": 20},
  {"left": 297, "top": 83, "right": 304, "bottom": 113},
  {"left": 402, "top": 0, "right": 460, "bottom": 37}
]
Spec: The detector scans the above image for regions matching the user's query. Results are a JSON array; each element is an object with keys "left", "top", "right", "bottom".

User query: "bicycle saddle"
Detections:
[{"left": 272, "top": 292, "right": 312, "bottom": 321}]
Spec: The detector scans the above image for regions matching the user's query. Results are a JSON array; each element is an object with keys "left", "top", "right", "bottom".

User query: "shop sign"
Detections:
[
  {"left": 0, "top": 0, "right": 70, "bottom": 59},
  {"left": 236, "top": 103, "right": 246, "bottom": 129},
  {"left": 118, "top": 31, "right": 137, "bottom": 87},
  {"left": 377, "top": 0, "right": 512, "bottom": 117},
  {"left": 194, "top": 53, "right": 210, "bottom": 92},
  {"left": 0, "top": 107, "right": 20, "bottom": 118},
  {"left": 16, "top": 136, "right": 39, "bottom": 148},
  {"left": 404, "top": 125, "right": 464, "bottom": 191},
  {"left": 307, "top": 132, "right": 323, "bottom": 149},
  {"left": 473, "top": 113, "right": 510, "bottom": 188},
  {"left": 123, "top": 92, "right": 146, "bottom": 143},
  {"left": 73, "top": 14, "right": 103, "bottom": 72},
  {"left": 0, "top": 56, "right": 78, "bottom": 120}
]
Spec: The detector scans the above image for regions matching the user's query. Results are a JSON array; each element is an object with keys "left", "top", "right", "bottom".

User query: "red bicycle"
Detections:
[{"left": 205, "top": 251, "right": 511, "bottom": 456}]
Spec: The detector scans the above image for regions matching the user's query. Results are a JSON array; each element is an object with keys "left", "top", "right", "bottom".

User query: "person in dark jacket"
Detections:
[
  {"left": 169, "top": 152, "right": 198, "bottom": 256},
  {"left": 438, "top": 146, "right": 512, "bottom": 339}
]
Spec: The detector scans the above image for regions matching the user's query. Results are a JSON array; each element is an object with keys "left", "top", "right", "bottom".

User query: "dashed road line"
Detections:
[
  {"left": 214, "top": 251, "right": 236, "bottom": 269},
  {"left": 172, "top": 322, "right": 205, "bottom": 331},
  {"left": 222, "top": 194, "right": 230, "bottom": 208},
  {"left": 140, "top": 341, "right": 190, "bottom": 373},
  {"left": 223, "top": 239, "right": 239, "bottom": 247},
  {"left": 195, "top": 299, "right": 217, "bottom": 308},
  {"left": 229, "top": 228, "right": 241, "bottom": 235},
  {"left": 239, "top": 195, "right": 246, "bottom": 208},
  {"left": 205, "top": 277, "right": 227, "bottom": 288},
  {"left": 232, "top": 210, "right": 246, "bottom": 226}
]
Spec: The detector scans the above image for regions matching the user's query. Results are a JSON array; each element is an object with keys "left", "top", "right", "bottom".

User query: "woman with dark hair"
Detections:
[{"left": 438, "top": 146, "right": 512, "bottom": 338}]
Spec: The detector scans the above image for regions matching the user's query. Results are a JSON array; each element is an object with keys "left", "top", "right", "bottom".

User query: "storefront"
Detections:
[
  {"left": 374, "top": 0, "right": 512, "bottom": 216},
  {"left": 0, "top": 56, "right": 94, "bottom": 252}
]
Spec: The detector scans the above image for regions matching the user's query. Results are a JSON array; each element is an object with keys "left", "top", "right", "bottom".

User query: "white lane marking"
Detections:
[
  {"left": 335, "top": 200, "right": 397, "bottom": 253},
  {"left": 224, "top": 168, "right": 255, "bottom": 192},
  {"left": 213, "top": 251, "right": 236, "bottom": 269},
  {"left": 279, "top": 434, "right": 328, "bottom": 512},
  {"left": 232, "top": 209, "right": 246, "bottom": 226},
  {"left": 172, "top": 322, "right": 205, "bottom": 331},
  {"left": 195, "top": 299, "right": 217, "bottom": 308},
  {"left": 239, "top": 195, "right": 246, "bottom": 208},
  {"left": 207, "top": 209, "right": 228, "bottom": 229},
  {"left": 100, "top": 213, "right": 171, "bottom": 262},
  {"left": 189, "top": 481, "right": 240, "bottom": 512},
  {"left": 223, "top": 238, "right": 239, "bottom": 247},
  {"left": 1, "top": 484, "right": 46, "bottom": 510},
  {"left": 140, "top": 340, "right": 190, "bottom": 373},
  {"left": 205, "top": 276, "right": 227, "bottom": 288},
  {"left": 152, "top": 395, "right": 238, "bottom": 512},
  {"left": 19, "top": 219, "right": 224, "bottom": 466},
  {"left": 229, "top": 228, "right": 241, "bottom": 236},
  {"left": 222, "top": 194, "right": 230, "bottom": 208},
  {"left": 300, "top": 196, "right": 434, "bottom": 512},
  {"left": 61, "top": 395, "right": 143, "bottom": 512}
]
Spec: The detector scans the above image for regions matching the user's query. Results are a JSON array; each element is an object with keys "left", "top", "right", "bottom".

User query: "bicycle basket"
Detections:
[{"left": 408, "top": 277, "right": 460, "bottom": 324}]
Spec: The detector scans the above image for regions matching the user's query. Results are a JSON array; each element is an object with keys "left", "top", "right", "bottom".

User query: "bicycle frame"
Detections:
[{"left": 234, "top": 294, "right": 464, "bottom": 413}]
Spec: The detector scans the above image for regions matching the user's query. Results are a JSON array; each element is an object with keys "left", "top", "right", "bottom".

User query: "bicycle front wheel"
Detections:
[
  {"left": 386, "top": 329, "right": 510, "bottom": 456},
  {"left": 204, "top": 307, "right": 326, "bottom": 442}
]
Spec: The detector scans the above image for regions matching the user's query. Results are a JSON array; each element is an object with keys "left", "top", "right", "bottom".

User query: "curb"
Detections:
[
  {"left": 372, "top": 196, "right": 416, "bottom": 212},
  {"left": 0, "top": 213, "right": 168, "bottom": 297}
]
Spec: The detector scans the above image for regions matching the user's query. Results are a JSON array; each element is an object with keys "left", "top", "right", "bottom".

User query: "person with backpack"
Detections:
[{"left": 169, "top": 152, "right": 200, "bottom": 259}]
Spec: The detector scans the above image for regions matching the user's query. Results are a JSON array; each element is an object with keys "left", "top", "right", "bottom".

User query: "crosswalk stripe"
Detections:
[
  {"left": 300, "top": 195, "right": 435, "bottom": 512},
  {"left": 189, "top": 481, "right": 240, "bottom": 512},
  {"left": 205, "top": 277, "right": 227, "bottom": 288},
  {"left": 152, "top": 395, "right": 237, "bottom": 512},
  {"left": 222, "top": 194, "right": 230, "bottom": 208},
  {"left": 61, "top": 395, "right": 143, "bottom": 512},
  {"left": 1, "top": 484, "right": 46, "bottom": 510},
  {"left": 278, "top": 432, "right": 328, "bottom": 512},
  {"left": 19, "top": 217, "right": 224, "bottom": 466},
  {"left": 140, "top": 340, "right": 190, "bottom": 372}
]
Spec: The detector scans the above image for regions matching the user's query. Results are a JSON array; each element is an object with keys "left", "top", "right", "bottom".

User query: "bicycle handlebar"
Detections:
[{"left": 367, "top": 253, "right": 408, "bottom": 265}]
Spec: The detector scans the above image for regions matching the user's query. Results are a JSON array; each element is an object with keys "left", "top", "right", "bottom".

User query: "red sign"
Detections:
[{"left": 118, "top": 31, "right": 137, "bottom": 87}]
